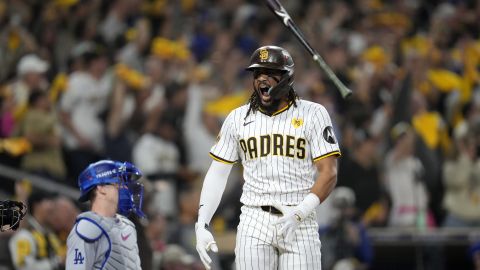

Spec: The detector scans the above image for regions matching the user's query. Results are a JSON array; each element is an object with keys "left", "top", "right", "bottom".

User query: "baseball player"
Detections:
[
  {"left": 195, "top": 45, "right": 341, "bottom": 269},
  {"left": 9, "top": 191, "right": 62, "bottom": 270},
  {"left": 66, "top": 160, "right": 145, "bottom": 270}
]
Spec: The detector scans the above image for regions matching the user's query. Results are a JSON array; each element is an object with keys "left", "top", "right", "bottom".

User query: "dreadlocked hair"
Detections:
[{"left": 244, "top": 87, "right": 299, "bottom": 119}]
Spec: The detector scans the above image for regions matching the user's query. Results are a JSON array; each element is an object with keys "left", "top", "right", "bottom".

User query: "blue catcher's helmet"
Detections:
[
  {"left": 78, "top": 160, "right": 146, "bottom": 218},
  {"left": 116, "top": 161, "right": 146, "bottom": 218},
  {"left": 78, "top": 160, "right": 122, "bottom": 202}
]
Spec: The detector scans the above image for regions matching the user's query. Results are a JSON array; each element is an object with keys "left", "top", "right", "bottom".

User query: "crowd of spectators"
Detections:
[{"left": 0, "top": 0, "right": 479, "bottom": 269}]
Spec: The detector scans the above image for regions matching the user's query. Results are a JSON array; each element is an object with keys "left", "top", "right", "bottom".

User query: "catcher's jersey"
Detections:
[
  {"left": 66, "top": 211, "right": 141, "bottom": 270},
  {"left": 210, "top": 99, "right": 340, "bottom": 206}
]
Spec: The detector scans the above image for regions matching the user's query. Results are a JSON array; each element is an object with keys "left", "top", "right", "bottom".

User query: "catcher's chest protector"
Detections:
[{"left": 75, "top": 211, "right": 141, "bottom": 270}]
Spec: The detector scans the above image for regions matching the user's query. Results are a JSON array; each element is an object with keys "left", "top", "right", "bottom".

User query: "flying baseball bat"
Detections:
[{"left": 265, "top": 0, "right": 353, "bottom": 99}]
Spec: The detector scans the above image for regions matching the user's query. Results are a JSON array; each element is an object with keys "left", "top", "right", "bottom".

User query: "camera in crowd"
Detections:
[{"left": 0, "top": 200, "right": 27, "bottom": 232}]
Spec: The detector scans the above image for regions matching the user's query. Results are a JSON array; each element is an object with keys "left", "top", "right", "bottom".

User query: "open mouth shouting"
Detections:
[
  {"left": 253, "top": 68, "right": 283, "bottom": 107},
  {"left": 257, "top": 84, "right": 272, "bottom": 104}
]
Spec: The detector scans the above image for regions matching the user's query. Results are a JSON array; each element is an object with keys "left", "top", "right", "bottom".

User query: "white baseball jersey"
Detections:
[{"left": 210, "top": 99, "right": 341, "bottom": 206}]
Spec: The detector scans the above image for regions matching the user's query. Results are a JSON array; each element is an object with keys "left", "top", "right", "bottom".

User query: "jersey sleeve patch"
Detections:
[
  {"left": 75, "top": 218, "right": 104, "bottom": 242},
  {"left": 209, "top": 152, "right": 236, "bottom": 164},
  {"left": 313, "top": 150, "right": 341, "bottom": 162},
  {"left": 309, "top": 106, "right": 341, "bottom": 159},
  {"left": 322, "top": 126, "right": 337, "bottom": 144}
]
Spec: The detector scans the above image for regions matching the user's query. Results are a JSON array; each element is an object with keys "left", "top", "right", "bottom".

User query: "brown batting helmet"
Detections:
[{"left": 246, "top": 45, "right": 294, "bottom": 99}]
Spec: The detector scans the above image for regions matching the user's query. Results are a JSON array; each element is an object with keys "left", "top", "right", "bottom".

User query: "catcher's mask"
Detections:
[
  {"left": 246, "top": 45, "right": 294, "bottom": 99},
  {"left": 78, "top": 160, "right": 146, "bottom": 218},
  {"left": 0, "top": 200, "right": 27, "bottom": 232}
]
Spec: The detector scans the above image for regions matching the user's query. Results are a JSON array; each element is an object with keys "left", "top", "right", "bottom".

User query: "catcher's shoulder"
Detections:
[
  {"left": 74, "top": 217, "right": 104, "bottom": 242},
  {"left": 73, "top": 211, "right": 107, "bottom": 242}
]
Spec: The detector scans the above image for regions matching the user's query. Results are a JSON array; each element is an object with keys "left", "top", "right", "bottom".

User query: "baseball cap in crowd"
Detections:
[{"left": 17, "top": 54, "right": 49, "bottom": 76}]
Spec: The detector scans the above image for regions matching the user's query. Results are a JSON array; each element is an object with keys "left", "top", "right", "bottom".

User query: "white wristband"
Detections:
[{"left": 297, "top": 193, "right": 321, "bottom": 217}]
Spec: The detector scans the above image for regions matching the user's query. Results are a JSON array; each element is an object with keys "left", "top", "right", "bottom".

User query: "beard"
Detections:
[{"left": 255, "top": 89, "right": 282, "bottom": 114}]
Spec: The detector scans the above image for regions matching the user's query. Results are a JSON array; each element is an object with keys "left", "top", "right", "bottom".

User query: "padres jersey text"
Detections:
[{"left": 210, "top": 99, "right": 341, "bottom": 206}]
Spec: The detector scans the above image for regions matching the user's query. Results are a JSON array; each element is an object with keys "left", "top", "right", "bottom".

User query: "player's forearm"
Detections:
[
  {"left": 293, "top": 158, "right": 338, "bottom": 218},
  {"left": 311, "top": 156, "right": 338, "bottom": 203},
  {"left": 197, "top": 160, "right": 233, "bottom": 225}
]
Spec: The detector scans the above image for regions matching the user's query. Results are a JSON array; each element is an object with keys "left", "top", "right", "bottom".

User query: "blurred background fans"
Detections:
[{"left": 0, "top": 0, "right": 479, "bottom": 269}]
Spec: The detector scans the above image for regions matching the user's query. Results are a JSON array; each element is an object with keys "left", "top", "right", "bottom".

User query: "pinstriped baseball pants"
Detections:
[{"left": 235, "top": 205, "right": 322, "bottom": 270}]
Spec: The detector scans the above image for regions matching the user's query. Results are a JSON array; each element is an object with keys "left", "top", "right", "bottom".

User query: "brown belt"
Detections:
[{"left": 260, "top": 205, "right": 283, "bottom": 215}]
